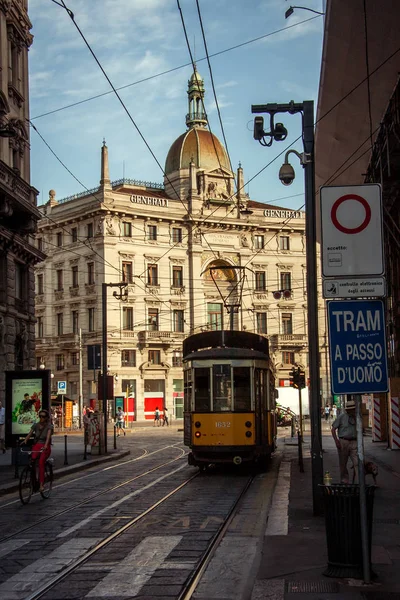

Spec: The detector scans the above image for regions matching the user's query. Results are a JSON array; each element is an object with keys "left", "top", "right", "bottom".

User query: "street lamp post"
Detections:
[
  {"left": 251, "top": 100, "right": 324, "bottom": 515},
  {"left": 102, "top": 282, "right": 128, "bottom": 454}
]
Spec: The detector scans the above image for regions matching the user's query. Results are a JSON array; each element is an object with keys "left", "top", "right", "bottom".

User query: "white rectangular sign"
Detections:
[
  {"left": 323, "top": 277, "right": 386, "bottom": 299},
  {"left": 320, "top": 184, "right": 383, "bottom": 277}
]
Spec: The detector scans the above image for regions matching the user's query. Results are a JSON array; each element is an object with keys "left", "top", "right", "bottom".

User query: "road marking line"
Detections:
[
  {"left": 86, "top": 536, "right": 182, "bottom": 597},
  {"left": 265, "top": 460, "right": 291, "bottom": 536},
  {"left": 0, "top": 538, "right": 97, "bottom": 599},
  {"left": 58, "top": 464, "right": 186, "bottom": 538}
]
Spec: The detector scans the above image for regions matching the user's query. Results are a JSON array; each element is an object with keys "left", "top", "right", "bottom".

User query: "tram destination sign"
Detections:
[{"left": 327, "top": 299, "right": 388, "bottom": 395}]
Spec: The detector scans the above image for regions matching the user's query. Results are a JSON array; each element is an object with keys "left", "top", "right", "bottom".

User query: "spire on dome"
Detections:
[{"left": 186, "top": 66, "right": 208, "bottom": 129}]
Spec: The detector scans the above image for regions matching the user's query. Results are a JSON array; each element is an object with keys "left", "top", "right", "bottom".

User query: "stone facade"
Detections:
[
  {"left": 34, "top": 72, "right": 328, "bottom": 420},
  {"left": 0, "top": 0, "right": 45, "bottom": 402}
]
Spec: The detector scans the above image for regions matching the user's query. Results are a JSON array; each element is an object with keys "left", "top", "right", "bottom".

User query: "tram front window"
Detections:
[
  {"left": 234, "top": 367, "right": 251, "bottom": 411},
  {"left": 213, "top": 364, "right": 232, "bottom": 411},
  {"left": 194, "top": 368, "right": 211, "bottom": 411}
]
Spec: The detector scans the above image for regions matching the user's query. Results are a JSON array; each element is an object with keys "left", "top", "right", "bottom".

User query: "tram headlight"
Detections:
[
  {"left": 245, "top": 431, "right": 252, "bottom": 438},
  {"left": 195, "top": 421, "right": 201, "bottom": 428},
  {"left": 195, "top": 431, "right": 201, "bottom": 438},
  {"left": 245, "top": 421, "right": 252, "bottom": 428}
]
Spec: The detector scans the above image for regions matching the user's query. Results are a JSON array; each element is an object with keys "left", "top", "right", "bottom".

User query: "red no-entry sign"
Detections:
[{"left": 320, "top": 184, "right": 383, "bottom": 277}]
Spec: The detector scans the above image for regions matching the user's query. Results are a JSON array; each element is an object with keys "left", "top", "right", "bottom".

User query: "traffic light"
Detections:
[
  {"left": 298, "top": 370, "right": 306, "bottom": 389},
  {"left": 289, "top": 367, "right": 299, "bottom": 389}
]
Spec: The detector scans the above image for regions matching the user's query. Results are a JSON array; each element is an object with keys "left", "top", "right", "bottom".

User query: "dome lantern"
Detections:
[{"left": 186, "top": 66, "right": 207, "bottom": 129}]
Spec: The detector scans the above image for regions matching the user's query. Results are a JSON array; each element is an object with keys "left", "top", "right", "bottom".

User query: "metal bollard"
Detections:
[
  {"left": 298, "top": 430, "right": 304, "bottom": 473},
  {"left": 64, "top": 434, "right": 69, "bottom": 466},
  {"left": 114, "top": 424, "right": 117, "bottom": 450}
]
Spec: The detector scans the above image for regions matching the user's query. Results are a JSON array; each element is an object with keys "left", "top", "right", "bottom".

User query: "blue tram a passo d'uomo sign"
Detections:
[{"left": 327, "top": 300, "right": 388, "bottom": 395}]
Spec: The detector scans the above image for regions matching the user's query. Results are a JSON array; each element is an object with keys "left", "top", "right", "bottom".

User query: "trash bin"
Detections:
[{"left": 322, "top": 484, "right": 375, "bottom": 579}]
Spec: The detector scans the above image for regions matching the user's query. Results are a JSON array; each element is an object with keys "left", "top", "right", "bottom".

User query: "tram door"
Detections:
[{"left": 254, "top": 368, "right": 267, "bottom": 444}]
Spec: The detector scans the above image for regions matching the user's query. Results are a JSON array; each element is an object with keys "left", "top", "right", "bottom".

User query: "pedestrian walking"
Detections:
[
  {"left": 324, "top": 405, "right": 330, "bottom": 421},
  {"left": 331, "top": 404, "right": 337, "bottom": 420},
  {"left": 162, "top": 407, "right": 169, "bottom": 426},
  {"left": 0, "top": 400, "right": 5, "bottom": 453},
  {"left": 115, "top": 407, "right": 126, "bottom": 436},
  {"left": 331, "top": 399, "right": 357, "bottom": 484},
  {"left": 154, "top": 406, "right": 160, "bottom": 426}
]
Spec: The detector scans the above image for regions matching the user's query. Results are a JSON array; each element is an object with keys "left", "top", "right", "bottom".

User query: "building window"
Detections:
[
  {"left": 255, "top": 271, "right": 266, "bottom": 291},
  {"left": 88, "top": 307, "right": 95, "bottom": 332},
  {"left": 57, "top": 313, "right": 64, "bottom": 336},
  {"left": 280, "top": 272, "right": 291, "bottom": 291},
  {"left": 72, "top": 310, "right": 79, "bottom": 334},
  {"left": 173, "top": 309, "right": 184, "bottom": 332},
  {"left": 148, "top": 350, "right": 161, "bottom": 365},
  {"left": 56, "top": 354, "right": 65, "bottom": 370},
  {"left": 147, "top": 224, "right": 157, "bottom": 241},
  {"left": 207, "top": 303, "right": 222, "bottom": 330},
  {"left": 71, "top": 227, "right": 78, "bottom": 243},
  {"left": 56, "top": 269, "right": 63, "bottom": 291},
  {"left": 37, "top": 316, "right": 43, "bottom": 338},
  {"left": 71, "top": 352, "right": 79, "bottom": 366},
  {"left": 87, "top": 223, "right": 94, "bottom": 239},
  {"left": 256, "top": 312, "right": 267, "bottom": 334},
  {"left": 122, "top": 307, "right": 134, "bottom": 331},
  {"left": 254, "top": 235, "right": 264, "bottom": 249},
  {"left": 172, "top": 227, "right": 183, "bottom": 243},
  {"left": 148, "top": 308, "right": 159, "bottom": 331},
  {"left": 56, "top": 232, "right": 63, "bottom": 247},
  {"left": 282, "top": 351, "right": 295, "bottom": 365},
  {"left": 172, "top": 350, "right": 183, "bottom": 367},
  {"left": 72, "top": 265, "right": 79, "bottom": 288},
  {"left": 121, "top": 349, "right": 136, "bottom": 367},
  {"left": 37, "top": 274, "right": 44, "bottom": 295},
  {"left": 37, "top": 237, "right": 43, "bottom": 251},
  {"left": 122, "top": 261, "right": 133, "bottom": 284},
  {"left": 87, "top": 262, "right": 95, "bottom": 285},
  {"left": 280, "top": 236, "right": 290, "bottom": 250},
  {"left": 282, "top": 313, "right": 293, "bottom": 335},
  {"left": 147, "top": 264, "right": 158, "bottom": 286},
  {"left": 172, "top": 266, "right": 183, "bottom": 287},
  {"left": 122, "top": 222, "right": 132, "bottom": 237}
]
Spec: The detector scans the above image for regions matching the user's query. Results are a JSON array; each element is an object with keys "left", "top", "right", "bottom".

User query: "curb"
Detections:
[{"left": 0, "top": 450, "right": 131, "bottom": 496}]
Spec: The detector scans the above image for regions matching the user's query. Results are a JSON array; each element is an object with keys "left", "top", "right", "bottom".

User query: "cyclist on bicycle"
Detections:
[{"left": 21, "top": 409, "right": 53, "bottom": 492}]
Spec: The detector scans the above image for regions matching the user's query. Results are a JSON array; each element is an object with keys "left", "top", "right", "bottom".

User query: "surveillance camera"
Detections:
[{"left": 278, "top": 162, "right": 295, "bottom": 186}]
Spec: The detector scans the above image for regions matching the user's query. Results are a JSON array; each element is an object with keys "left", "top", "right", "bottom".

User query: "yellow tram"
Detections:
[{"left": 183, "top": 330, "right": 277, "bottom": 470}]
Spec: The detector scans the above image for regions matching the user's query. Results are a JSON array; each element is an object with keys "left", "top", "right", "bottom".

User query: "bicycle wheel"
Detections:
[
  {"left": 40, "top": 462, "right": 53, "bottom": 499},
  {"left": 19, "top": 466, "right": 33, "bottom": 505}
]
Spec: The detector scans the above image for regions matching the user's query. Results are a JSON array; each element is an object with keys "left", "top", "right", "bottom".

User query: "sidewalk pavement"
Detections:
[{"left": 252, "top": 426, "right": 400, "bottom": 599}]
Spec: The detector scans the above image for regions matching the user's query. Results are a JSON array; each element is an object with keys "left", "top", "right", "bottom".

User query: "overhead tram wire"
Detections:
[
  {"left": 43, "top": 2, "right": 393, "bottom": 289},
  {"left": 49, "top": 0, "right": 222, "bottom": 268},
  {"left": 31, "top": 15, "right": 323, "bottom": 121},
  {"left": 194, "top": 0, "right": 234, "bottom": 174},
  {"left": 176, "top": 0, "right": 236, "bottom": 194}
]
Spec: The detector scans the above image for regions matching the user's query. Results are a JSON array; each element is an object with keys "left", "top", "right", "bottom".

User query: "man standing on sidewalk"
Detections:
[{"left": 331, "top": 399, "right": 357, "bottom": 483}]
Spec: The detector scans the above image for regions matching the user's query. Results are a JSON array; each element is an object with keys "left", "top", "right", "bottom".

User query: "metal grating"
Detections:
[{"left": 286, "top": 581, "right": 340, "bottom": 593}]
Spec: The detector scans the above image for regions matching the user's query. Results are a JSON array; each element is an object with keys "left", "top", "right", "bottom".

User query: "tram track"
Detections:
[
  {"left": 0, "top": 445, "right": 187, "bottom": 544},
  {"left": 8, "top": 471, "right": 256, "bottom": 600}
]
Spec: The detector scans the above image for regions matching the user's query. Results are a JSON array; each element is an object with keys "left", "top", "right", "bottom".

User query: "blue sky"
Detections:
[{"left": 28, "top": 0, "right": 324, "bottom": 209}]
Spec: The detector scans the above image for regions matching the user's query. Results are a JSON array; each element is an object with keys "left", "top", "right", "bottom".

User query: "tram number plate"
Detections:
[{"left": 215, "top": 422, "right": 231, "bottom": 428}]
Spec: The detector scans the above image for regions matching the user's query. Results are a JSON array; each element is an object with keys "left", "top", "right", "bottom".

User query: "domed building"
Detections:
[{"left": 34, "top": 71, "right": 328, "bottom": 424}]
